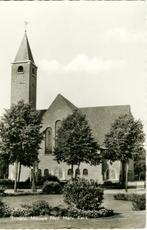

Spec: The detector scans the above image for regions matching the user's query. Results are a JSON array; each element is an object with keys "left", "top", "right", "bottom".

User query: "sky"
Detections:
[{"left": 0, "top": 1, "right": 146, "bottom": 134}]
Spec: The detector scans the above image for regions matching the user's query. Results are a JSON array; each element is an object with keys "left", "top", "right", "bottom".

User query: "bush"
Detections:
[
  {"left": 31, "top": 200, "right": 50, "bottom": 216},
  {"left": 42, "top": 181, "right": 62, "bottom": 194},
  {"left": 114, "top": 193, "right": 146, "bottom": 211},
  {"left": 0, "top": 199, "right": 11, "bottom": 217},
  {"left": 132, "top": 194, "right": 146, "bottom": 210},
  {"left": 37, "top": 174, "right": 60, "bottom": 186},
  {"left": 11, "top": 207, "right": 33, "bottom": 217},
  {"left": 63, "top": 178, "right": 104, "bottom": 211},
  {"left": 0, "top": 179, "right": 14, "bottom": 189},
  {"left": 50, "top": 205, "right": 68, "bottom": 217}
]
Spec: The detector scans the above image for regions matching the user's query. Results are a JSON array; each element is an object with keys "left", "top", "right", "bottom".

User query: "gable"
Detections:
[{"left": 41, "top": 94, "right": 77, "bottom": 131}]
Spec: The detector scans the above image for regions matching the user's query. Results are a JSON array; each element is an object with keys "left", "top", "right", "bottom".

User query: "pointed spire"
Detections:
[{"left": 14, "top": 32, "right": 35, "bottom": 63}]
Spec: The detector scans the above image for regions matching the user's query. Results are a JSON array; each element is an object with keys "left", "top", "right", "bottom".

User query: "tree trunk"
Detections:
[
  {"left": 71, "top": 164, "right": 74, "bottom": 180},
  {"left": 125, "top": 161, "right": 129, "bottom": 192},
  {"left": 32, "top": 163, "right": 37, "bottom": 192},
  {"left": 75, "top": 163, "right": 80, "bottom": 179},
  {"left": 14, "top": 160, "right": 18, "bottom": 192},
  {"left": 121, "top": 161, "right": 126, "bottom": 188},
  {"left": 17, "top": 163, "right": 21, "bottom": 183}
]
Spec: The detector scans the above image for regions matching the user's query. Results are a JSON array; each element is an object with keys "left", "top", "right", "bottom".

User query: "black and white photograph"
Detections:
[{"left": 0, "top": 1, "right": 146, "bottom": 229}]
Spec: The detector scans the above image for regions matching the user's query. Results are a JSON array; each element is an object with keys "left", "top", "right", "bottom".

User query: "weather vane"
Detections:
[{"left": 24, "top": 21, "right": 28, "bottom": 33}]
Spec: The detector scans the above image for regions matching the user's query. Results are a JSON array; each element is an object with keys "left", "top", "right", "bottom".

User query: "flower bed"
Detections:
[{"left": 0, "top": 199, "right": 114, "bottom": 218}]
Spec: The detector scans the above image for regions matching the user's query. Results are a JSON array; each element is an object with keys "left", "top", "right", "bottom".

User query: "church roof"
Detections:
[
  {"left": 80, "top": 105, "right": 131, "bottom": 145},
  {"left": 14, "top": 32, "right": 35, "bottom": 63},
  {"left": 38, "top": 94, "right": 131, "bottom": 146}
]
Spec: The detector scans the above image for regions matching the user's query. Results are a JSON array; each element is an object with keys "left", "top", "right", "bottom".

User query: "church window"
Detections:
[
  {"left": 83, "top": 168, "right": 88, "bottom": 176},
  {"left": 55, "top": 120, "right": 61, "bottom": 145},
  {"left": 55, "top": 120, "right": 62, "bottom": 137},
  {"left": 17, "top": 65, "right": 24, "bottom": 73},
  {"left": 45, "top": 127, "right": 52, "bottom": 154},
  {"left": 44, "top": 169, "right": 49, "bottom": 177},
  {"left": 67, "top": 169, "right": 73, "bottom": 176}
]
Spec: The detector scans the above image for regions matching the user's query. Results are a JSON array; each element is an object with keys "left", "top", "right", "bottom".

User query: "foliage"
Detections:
[
  {"left": 0, "top": 101, "right": 43, "bottom": 191},
  {"left": 114, "top": 193, "right": 146, "bottom": 210},
  {"left": 63, "top": 178, "right": 104, "bottom": 210},
  {"left": 0, "top": 179, "right": 14, "bottom": 189},
  {"left": 67, "top": 207, "right": 114, "bottom": 218},
  {"left": 31, "top": 200, "right": 50, "bottom": 216},
  {"left": 42, "top": 181, "right": 62, "bottom": 194},
  {"left": 134, "top": 149, "right": 146, "bottom": 180},
  {"left": 132, "top": 194, "right": 146, "bottom": 210},
  {"left": 0, "top": 199, "right": 11, "bottom": 217},
  {"left": 104, "top": 114, "right": 145, "bottom": 162},
  {"left": 0, "top": 199, "right": 114, "bottom": 218},
  {"left": 104, "top": 114, "right": 145, "bottom": 189},
  {"left": 0, "top": 101, "right": 43, "bottom": 167},
  {"left": 54, "top": 110, "right": 101, "bottom": 178},
  {"left": 50, "top": 205, "right": 68, "bottom": 217},
  {"left": 36, "top": 173, "right": 60, "bottom": 186},
  {"left": 11, "top": 207, "right": 33, "bottom": 217},
  {"left": 114, "top": 193, "right": 137, "bottom": 201}
]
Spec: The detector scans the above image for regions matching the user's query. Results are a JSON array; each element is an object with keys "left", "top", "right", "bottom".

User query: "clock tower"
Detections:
[{"left": 11, "top": 32, "right": 37, "bottom": 109}]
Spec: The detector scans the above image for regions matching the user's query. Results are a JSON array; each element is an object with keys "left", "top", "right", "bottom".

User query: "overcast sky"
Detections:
[{"left": 0, "top": 1, "right": 146, "bottom": 131}]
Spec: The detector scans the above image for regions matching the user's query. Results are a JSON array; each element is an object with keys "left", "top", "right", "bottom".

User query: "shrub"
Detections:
[
  {"left": 0, "top": 179, "right": 14, "bottom": 189},
  {"left": 50, "top": 205, "right": 68, "bottom": 217},
  {"left": 63, "top": 178, "right": 104, "bottom": 211},
  {"left": 42, "top": 181, "right": 62, "bottom": 194},
  {"left": 37, "top": 174, "right": 60, "bottom": 186},
  {"left": 67, "top": 207, "right": 114, "bottom": 218},
  {"left": 31, "top": 200, "right": 50, "bottom": 216},
  {"left": 132, "top": 194, "right": 146, "bottom": 210},
  {"left": 11, "top": 207, "right": 33, "bottom": 217},
  {"left": 0, "top": 199, "right": 11, "bottom": 217}
]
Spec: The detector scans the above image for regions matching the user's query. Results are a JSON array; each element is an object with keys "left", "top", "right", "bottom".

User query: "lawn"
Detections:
[{"left": 0, "top": 192, "right": 146, "bottom": 229}]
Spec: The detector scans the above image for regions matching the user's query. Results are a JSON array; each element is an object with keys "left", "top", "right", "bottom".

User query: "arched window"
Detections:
[
  {"left": 67, "top": 169, "right": 73, "bottom": 176},
  {"left": 44, "top": 169, "right": 49, "bottom": 177},
  {"left": 45, "top": 127, "right": 52, "bottom": 154},
  {"left": 55, "top": 120, "right": 61, "bottom": 136},
  {"left": 83, "top": 168, "right": 88, "bottom": 176},
  {"left": 75, "top": 168, "right": 80, "bottom": 176},
  {"left": 17, "top": 66, "right": 23, "bottom": 73}
]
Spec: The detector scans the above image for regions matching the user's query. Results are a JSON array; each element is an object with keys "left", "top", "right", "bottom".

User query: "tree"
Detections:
[
  {"left": 0, "top": 101, "right": 43, "bottom": 192},
  {"left": 104, "top": 114, "right": 145, "bottom": 192},
  {"left": 134, "top": 148, "right": 146, "bottom": 181},
  {"left": 54, "top": 110, "right": 101, "bottom": 179}
]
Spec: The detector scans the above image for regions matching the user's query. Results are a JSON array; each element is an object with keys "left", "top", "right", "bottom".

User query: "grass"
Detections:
[{"left": 0, "top": 193, "right": 146, "bottom": 228}]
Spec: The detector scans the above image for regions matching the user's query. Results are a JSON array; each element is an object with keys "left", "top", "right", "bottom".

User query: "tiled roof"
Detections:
[
  {"left": 80, "top": 105, "right": 131, "bottom": 145},
  {"left": 14, "top": 33, "right": 35, "bottom": 63}
]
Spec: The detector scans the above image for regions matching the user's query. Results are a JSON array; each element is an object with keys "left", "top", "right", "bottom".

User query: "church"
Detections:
[{"left": 9, "top": 32, "right": 134, "bottom": 182}]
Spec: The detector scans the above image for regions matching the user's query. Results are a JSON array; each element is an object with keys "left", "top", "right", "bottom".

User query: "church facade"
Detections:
[{"left": 8, "top": 33, "right": 134, "bottom": 182}]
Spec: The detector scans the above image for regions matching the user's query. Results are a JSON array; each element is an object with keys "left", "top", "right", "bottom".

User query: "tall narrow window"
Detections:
[
  {"left": 55, "top": 120, "right": 61, "bottom": 136},
  {"left": 45, "top": 127, "right": 52, "bottom": 154},
  {"left": 55, "top": 120, "right": 61, "bottom": 145}
]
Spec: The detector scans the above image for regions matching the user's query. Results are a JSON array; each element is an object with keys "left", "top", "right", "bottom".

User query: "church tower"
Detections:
[{"left": 11, "top": 32, "right": 37, "bottom": 109}]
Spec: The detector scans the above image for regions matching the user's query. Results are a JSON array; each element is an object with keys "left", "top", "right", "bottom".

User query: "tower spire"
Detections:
[
  {"left": 14, "top": 31, "right": 35, "bottom": 64},
  {"left": 24, "top": 21, "right": 28, "bottom": 33}
]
